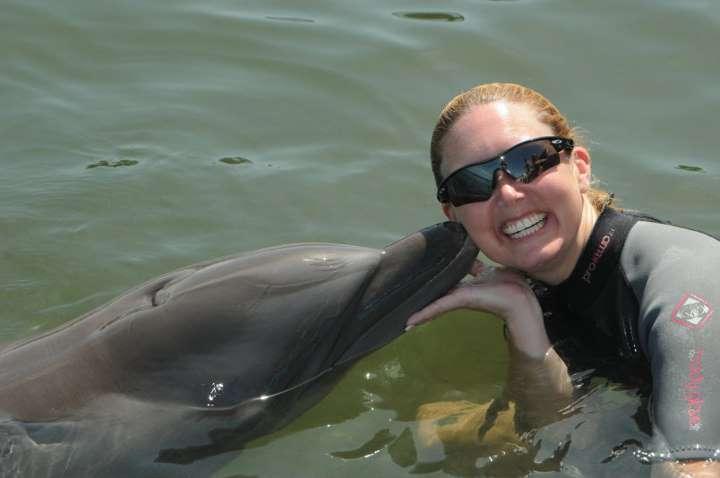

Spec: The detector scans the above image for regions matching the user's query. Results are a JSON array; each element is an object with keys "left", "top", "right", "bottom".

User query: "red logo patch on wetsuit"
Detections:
[
  {"left": 685, "top": 348, "right": 704, "bottom": 431},
  {"left": 671, "top": 293, "right": 713, "bottom": 329}
]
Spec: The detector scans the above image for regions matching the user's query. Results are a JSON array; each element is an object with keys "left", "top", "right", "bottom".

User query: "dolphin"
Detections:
[{"left": 0, "top": 222, "right": 477, "bottom": 477}]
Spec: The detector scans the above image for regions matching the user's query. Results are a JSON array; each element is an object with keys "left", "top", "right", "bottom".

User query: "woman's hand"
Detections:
[
  {"left": 406, "top": 260, "right": 552, "bottom": 359},
  {"left": 407, "top": 260, "right": 573, "bottom": 428}
]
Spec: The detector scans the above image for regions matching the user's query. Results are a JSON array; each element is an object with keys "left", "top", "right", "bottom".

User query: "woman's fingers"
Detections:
[
  {"left": 405, "top": 266, "right": 538, "bottom": 331},
  {"left": 468, "top": 265, "right": 529, "bottom": 288},
  {"left": 405, "top": 282, "right": 508, "bottom": 329},
  {"left": 467, "top": 260, "right": 523, "bottom": 285},
  {"left": 406, "top": 292, "right": 463, "bottom": 329},
  {"left": 405, "top": 284, "right": 492, "bottom": 330}
]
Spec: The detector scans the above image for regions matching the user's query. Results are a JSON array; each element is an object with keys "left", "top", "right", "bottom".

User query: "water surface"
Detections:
[{"left": 2, "top": 0, "right": 719, "bottom": 476}]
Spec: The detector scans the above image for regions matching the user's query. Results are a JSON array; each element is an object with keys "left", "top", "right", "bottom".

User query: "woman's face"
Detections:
[{"left": 439, "top": 101, "right": 594, "bottom": 283}]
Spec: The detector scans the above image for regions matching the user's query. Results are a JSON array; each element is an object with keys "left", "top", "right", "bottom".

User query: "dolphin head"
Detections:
[
  {"left": 96, "top": 222, "right": 476, "bottom": 408},
  {"left": 148, "top": 221, "right": 478, "bottom": 465},
  {"left": 326, "top": 221, "right": 478, "bottom": 367}
]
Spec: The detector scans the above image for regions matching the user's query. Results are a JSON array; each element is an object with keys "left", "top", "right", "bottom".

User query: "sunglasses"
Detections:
[{"left": 436, "top": 136, "right": 574, "bottom": 206}]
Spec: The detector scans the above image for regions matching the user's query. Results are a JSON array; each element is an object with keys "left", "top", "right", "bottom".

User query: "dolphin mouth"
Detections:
[{"left": 331, "top": 221, "right": 478, "bottom": 366}]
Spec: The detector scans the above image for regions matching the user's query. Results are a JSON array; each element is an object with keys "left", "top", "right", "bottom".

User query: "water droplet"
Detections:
[{"left": 205, "top": 381, "right": 225, "bottom": 406}]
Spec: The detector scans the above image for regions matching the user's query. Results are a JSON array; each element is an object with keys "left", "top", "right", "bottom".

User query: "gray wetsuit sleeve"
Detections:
[{"left": 622, "top": 221, "right": 720, "bottom": 461}]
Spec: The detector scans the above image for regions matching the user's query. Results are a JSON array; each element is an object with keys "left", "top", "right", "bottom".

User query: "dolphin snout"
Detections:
[
  {"left": 359, "top": 222, "right": 477, "bottom": 310},
  {"left": 332, "top": 222, "right": 478, "bottom": 365}
]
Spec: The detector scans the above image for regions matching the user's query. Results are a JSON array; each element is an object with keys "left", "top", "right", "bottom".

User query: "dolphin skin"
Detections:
[{"left": 0, "top": 222, "right": 477, "bottom": 477}]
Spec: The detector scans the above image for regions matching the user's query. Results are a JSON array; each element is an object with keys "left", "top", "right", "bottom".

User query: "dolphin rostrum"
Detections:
[{"left": 0, "top": 222, "right": 477, "bottom": 477}]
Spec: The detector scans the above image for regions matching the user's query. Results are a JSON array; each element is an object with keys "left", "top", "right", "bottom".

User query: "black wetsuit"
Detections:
[{"left": 537, "top": 207, "right": 720, "bottom": 462}]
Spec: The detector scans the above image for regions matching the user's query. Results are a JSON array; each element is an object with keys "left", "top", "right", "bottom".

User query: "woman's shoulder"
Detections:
[
  {"left": 619, "top": 213, "right": 720, "bottom": 320},
  {"left": 622, "top": 215, "right": 720, "bottom": 271}
]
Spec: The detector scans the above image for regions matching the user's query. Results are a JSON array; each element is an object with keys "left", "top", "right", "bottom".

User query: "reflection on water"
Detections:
[
  {"left": 216, "top": 318, "right": 652, "bottom": 477},
  {"left": 218, "top": 379, "right": 650, "bottom": 477},
  {"left": 331, "top": 428, "right": 397, "bottom": 459}
]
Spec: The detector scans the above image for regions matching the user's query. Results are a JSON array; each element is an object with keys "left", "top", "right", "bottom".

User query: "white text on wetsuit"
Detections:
[{"left": 581, "top": 227, "right": 616, "bottom": 284}]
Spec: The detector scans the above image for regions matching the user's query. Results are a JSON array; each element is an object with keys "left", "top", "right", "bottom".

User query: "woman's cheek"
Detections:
[{"left": 459, "top": 210, "right": 491, "bottom": 244}]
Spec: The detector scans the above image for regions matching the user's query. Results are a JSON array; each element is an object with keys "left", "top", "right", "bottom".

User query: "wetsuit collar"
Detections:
[{"left": 560, "top": 208, "right": 638, "bottom": 311}]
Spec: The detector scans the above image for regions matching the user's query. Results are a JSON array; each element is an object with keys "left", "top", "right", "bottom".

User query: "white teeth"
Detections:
[{"left": 502, "top": 213, "right": 547, "bottom": 239}]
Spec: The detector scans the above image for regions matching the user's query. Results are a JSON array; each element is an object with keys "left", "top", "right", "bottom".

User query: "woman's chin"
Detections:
[{"left": 504, "top": 231, "right": 568, "bottom": 281}]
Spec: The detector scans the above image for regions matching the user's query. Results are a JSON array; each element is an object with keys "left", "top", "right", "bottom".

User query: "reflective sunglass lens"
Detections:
[
  {"left": 437, "top": 136, "right": 571, "bottom": 206},
  {"left": 504, "top": 143, "right": 549, "bottom": 182}
]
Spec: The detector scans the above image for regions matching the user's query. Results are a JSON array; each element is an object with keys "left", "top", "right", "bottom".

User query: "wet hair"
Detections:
[{"left": 430, "top": 82, "right": 614, "bottom": 212}]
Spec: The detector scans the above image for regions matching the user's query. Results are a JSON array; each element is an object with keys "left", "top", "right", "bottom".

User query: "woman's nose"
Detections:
[{"left": 494, "top": 170, "right": 525, "bottom": 204}]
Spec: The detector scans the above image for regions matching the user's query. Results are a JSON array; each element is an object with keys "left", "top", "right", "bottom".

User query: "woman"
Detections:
[{"left": 407, "top": 83, "right": 720, "bottom": 477}]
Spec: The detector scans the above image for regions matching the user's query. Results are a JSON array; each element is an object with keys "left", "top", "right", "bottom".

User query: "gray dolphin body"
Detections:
[{"left": 0, "top": 222, "right": 476, "bottom": 477}]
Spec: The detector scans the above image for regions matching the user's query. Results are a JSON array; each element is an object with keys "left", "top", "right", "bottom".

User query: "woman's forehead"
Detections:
[{"left": 441, "top": 102, "right": 554, "bottom": 174}]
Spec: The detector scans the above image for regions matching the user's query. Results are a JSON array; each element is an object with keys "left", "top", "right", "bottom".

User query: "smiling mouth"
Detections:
[{"left": 502, "top": 212, "right": 547, "bottom": 240}]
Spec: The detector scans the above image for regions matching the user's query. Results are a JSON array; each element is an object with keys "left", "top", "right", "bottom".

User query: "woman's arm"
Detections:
[
  {"left": 620, "top": 222, "right": 720, "bottom": 475},
  {"left": 407, "top": 261, "right": 572, "bottom": 427}
]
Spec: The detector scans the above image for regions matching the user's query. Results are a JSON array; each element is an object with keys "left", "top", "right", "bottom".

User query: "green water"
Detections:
[{"left": 2, "top": 0, "right": 719, "bottom": 476}]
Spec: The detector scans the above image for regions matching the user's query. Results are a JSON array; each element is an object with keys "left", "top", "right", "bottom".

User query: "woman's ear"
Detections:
[
  {"left": 571, "top": 146, "right": 592, "bottom": 193},
  {"left": 442, "top": 202, "right": 457, "bottom": 221}
]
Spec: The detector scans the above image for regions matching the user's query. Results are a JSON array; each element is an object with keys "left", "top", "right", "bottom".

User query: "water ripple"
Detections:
[
  {"left": 391, "top": 11, "right": 464, "bottom": 22},
  {"left": 265, "top": 16, "right": 315, "bottom": 23}
]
